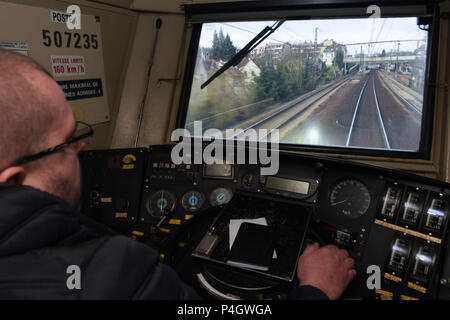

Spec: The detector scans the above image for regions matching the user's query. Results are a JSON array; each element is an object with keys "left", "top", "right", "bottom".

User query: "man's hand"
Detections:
[{"left": 297, "top": 242, "right": 356, "bottom": 300}]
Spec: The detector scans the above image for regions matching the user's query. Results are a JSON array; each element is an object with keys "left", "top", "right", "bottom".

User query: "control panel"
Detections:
[
  {"left": 80, "top": 148, "right": 147, "bottom": 233},
  {"left": 80, "top": 145, "right": 450, "bottom": 300},
  {"left": 363, "top": 180, "right": 449, "bottom": 299}
]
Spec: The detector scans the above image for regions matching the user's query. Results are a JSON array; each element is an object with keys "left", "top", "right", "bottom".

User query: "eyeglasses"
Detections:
[{"left": 13, "top": 121, "right": 94, "bottom": 166}]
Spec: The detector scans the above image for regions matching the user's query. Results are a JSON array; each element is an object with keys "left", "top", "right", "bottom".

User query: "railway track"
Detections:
[
  {"left": 377, "top": 71, "right": 423, "bottom": 117},
  {"left": 232, "top": 74, "right": 354, "bottom": 140},
  {"left": 222, "top": 69, "right": 420, "bottom": 151},
  {"left": 346, "top": 71, "right": 391, "bottom": 149},
  {"left": 345, "top": 70, "right": 424, "bottom": 151},
  {"left": 276, "top": 70, "right": 421, "bottom": 151}
]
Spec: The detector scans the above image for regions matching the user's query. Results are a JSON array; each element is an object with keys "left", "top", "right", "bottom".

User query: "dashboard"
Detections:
[{"left": 80, "top": 144, "right": 450, "bottom": 300}]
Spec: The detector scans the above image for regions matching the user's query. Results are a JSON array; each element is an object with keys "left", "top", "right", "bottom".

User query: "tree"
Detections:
[
  {"left": 254, "top": 44, "right": 343, "bottom": 103},
  {"left": 211, "top": 30, "right": 220, "bottom": 60},
  {"left": 255, "top": 63, "right": 296, "bottom": 102},
  {"left": 211, "top": 29, "right": 237, "bottom": 61},
  {"left": 302, "top": 58, "right": 312, "bottom": 90},
  {"left": 334, "top": 47, "right": 344, "bottom": 70},
  {"left": 255, "top": 65, "right": 274, "bottom": 100},
  {"left": 223, "top": 34, "right": 237, "bottom": 60}
]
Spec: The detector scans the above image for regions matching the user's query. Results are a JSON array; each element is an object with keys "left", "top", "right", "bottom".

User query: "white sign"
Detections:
[
  {"left": 50, "top": 10, "right": 71, "bottom": 24},
  {"left": 0, "top": 40, "right": 29, "bottom": 56},
  {"left": 50, "top": 6, "right": 81, "bottom": 29},
  {"left": 50, "top": 55, "right": 85, "bottom": 77},
  {"left": 0, "top": 1, "right": 109, "bottom": 124}
]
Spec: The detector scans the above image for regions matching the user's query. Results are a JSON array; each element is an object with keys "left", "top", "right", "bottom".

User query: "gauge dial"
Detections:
[
  {"left": 181, "top": 191, "right": 205, "bottom": 212},
  {"left": 146, "top": 190, "right": 176, "bottom": 218},
  {"left": 329, "top": 179, "right": 371, "bottom": 218},
  {"left": 209, "top": 187, "right": 233, "bottom": 207}
]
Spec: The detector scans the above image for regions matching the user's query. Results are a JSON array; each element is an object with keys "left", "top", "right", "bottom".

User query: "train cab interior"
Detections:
[{"left": 2, "top": 0, "right": 450, "bottom": 300}]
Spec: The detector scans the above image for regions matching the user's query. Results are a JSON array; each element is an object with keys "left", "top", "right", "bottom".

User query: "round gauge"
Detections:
[
  {"left": 209, "top": 187, "right": 233, "bottom": 207},
  {"left": 146, "top": 190, "right": 176, "bottom": 218},
  {"left": 181, "top": 191, "right": 205, "bottom": 212},
  {"left": 329, "top": 179, "right": 371, "bottom": 219}
]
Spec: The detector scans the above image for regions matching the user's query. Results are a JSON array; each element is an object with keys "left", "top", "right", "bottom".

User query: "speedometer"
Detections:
[
  {"left": 329, "top": 179, "right": 371, "bottom": 219},
  {"left": 181, "top": 191, "right": 205, "bottom": 212},
  {"left": 209, "top": 187, "right": 233, "bottom": 207},
  {"left": 146, "top": 190, "right": 176, "bottom": 218}
]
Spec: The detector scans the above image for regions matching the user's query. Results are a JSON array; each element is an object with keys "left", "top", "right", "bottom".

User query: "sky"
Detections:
[{"left": 199, "top": 17, "right": 428, "bottom": 56}]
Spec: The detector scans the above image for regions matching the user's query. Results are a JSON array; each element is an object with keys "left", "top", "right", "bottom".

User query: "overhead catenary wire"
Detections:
[
  {"left": 220, "top": 22, "right": 288, "bottom": 45},
  {"left": 371, "top": 19, "right": 387, "bottom": 55}
]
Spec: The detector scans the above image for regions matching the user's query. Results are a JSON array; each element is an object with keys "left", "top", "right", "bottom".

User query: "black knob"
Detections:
[{"left": 156, "top": 18, "right": 162, "bottom": 29}]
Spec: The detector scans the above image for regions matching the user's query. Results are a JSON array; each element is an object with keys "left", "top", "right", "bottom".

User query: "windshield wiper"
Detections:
[{"left": 201, "top": 20, "right": 285, "bottom": 89}]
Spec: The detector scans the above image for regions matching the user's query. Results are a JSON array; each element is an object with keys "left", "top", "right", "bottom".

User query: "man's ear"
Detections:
[{"left": 0, "top": 166, "right": 25, "bottom": 185}]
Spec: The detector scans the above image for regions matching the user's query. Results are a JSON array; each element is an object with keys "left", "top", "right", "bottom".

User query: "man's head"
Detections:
[{"left": 0, "top": 48, "right": 85, "bottom": 206}]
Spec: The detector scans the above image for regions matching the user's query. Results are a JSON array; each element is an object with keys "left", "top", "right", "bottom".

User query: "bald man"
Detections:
[{"left": 0, "top": 48, "right": 355, "bottom": 299}]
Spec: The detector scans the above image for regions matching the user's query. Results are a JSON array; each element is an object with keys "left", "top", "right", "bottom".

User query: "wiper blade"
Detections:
[{"left": 201, "top": 20, "right": 285, "bottom": 89}]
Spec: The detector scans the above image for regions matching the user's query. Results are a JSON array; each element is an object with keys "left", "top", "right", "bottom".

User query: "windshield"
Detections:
[{"left": 184, "top": 18, "right": 428, "bottom": 152}]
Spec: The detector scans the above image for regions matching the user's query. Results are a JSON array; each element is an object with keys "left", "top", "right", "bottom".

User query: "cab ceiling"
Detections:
[{"left": 86, "top": 0, "right": 252, "bottom": 13}]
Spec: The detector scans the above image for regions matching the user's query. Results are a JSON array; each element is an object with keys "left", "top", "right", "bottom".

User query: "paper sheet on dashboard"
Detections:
[{"left": 229, "top": 218, "right": 277, "bottom": 259}]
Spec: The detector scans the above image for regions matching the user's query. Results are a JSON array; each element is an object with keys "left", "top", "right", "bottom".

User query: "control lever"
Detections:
[
  {"left": 193, "top": 205, "right": 227, "bottom": 257},
  {"left": 156, "top": 209, "right": 172, "bottom": 228}
]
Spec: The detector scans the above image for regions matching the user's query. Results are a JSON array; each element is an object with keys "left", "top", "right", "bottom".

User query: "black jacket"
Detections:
[
  {"left": 0, "top": 183, "right": 327, "bottom": 300},
  {"left": 0, "top": 183, "right": 199, "bottom": 299}
]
